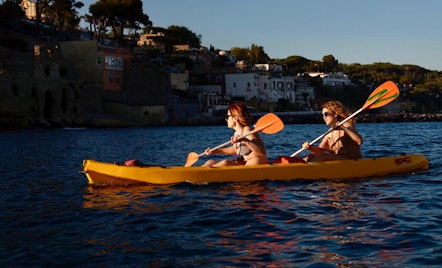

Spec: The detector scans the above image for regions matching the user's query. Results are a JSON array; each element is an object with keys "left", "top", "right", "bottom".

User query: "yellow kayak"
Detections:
[{"left": 81, "top": 154, "right": 429, "bottom": 186}]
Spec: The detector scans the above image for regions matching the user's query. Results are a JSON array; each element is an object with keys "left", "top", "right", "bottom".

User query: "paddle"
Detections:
[
  {"left": 184, "top": 113, "right": 284, "bottom": 167},
  {"left": 290, "top": 80, "right": 400, "bottom": 157}
]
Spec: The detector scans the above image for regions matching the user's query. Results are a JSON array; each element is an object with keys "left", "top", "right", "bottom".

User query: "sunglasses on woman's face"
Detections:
[
  {"left": 225, "top": 114, "right": 233, "bottom": 121},
  {"left": 323, "top": 112, "right": 333, "bottom": 117}
]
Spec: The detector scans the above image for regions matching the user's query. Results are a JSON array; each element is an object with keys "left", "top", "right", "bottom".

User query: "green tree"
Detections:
[
  {"left": 47, "top": 0, "right": 84, "bottom": 41},
  {"left": 142, "top": 25, "right": 201, "bottom": 53},
  {"left": 165, "top": 25, "right": 201, "bottom": 48},
  {"left": 280, "top": 55, "right": 310, "bottom": 75},
  {"left": 89, "top": 0, "right": 151, "bottom": 44},
  {"left": 229, "top": 47, "right": 249, "bottom": 61},
  {"left": 229, "top": 44, "right": 269, "bottom": 64},
  {"left": 249, "top": 44, "right": 270, "bottom": 64},
  {"left": 322, "top": 54, "right": 338, "bottom": 72}
]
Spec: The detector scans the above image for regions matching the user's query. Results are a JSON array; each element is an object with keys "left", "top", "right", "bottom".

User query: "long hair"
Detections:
[
  {"left": 228, "top": 103, "right": 252, "bottom": 126},
  {"left": 322, "top": 100, "right": 355, "bottom": 124}
]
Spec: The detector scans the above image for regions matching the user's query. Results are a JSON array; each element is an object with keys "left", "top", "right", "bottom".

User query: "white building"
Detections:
[
  {"left": 254, "top": 63, "right": 283, "bottom": 72},
  {"left": 219, "top": 50, "right": 237, "bottom": 63},
  {"left": 322, "top": 72, "right": 351, "bottom": 86},
  {"left": 258, "top": 74, "right": 272, "bottom": 102},
  {"left": 271, "top": 76, "right": 296, "bottom": 102},
  {"left": 225, "top": 73, "right": 315, "bottom": 108},
  {"left": 170, "top": 68, "right": 189, "bottom": 91},
  {"left": 307, "top": 72, "right": 351, "bottom": 86},
  {"left": 225, "top": 73, "right": 259, "bottom": 101}
]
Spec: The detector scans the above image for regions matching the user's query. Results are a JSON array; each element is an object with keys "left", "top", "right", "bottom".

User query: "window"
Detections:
[
  {"left": 96, "top": 57, "right": 102, "bottom": 65},
  {"left": 109, "top": 72, "right": 113, "bottom": 83}
]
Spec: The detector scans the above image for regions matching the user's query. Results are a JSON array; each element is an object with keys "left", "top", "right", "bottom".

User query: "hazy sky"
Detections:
[{"left": 79, "top": 0, "right": 442, "bottom": 71}]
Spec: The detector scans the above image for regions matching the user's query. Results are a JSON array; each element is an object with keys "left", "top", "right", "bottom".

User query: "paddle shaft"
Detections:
[
  {"left": 198, "top": 120, "right": 276, "bottom": 157},
  {"left": 290, "top": 105, "right": 366, "bottom": 157}
]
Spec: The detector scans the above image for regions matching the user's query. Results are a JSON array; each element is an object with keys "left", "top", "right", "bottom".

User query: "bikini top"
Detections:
[{"left": 237, "top": 141, "right": 252, "bottom": 156}]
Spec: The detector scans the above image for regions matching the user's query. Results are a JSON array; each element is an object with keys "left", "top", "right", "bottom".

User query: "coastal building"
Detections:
[
  {"left": 322, "top": 72, "right": 351, "bottom": 86},
  {"left": 271, "top": 76, "right": 296, "bottom": 102},
  {"left": 137, "top": 31, "right": 166, "bottom": 52},
  {"left": 189, "top": 85, "right": 227, "bottom": 115},
  {"left": 218, "top": 50, "right": 237, "bottom": 64},
  {"left": 226, "top": 72, "right": 315, "bottom": 109},
  {"left": 20, "top": 0, "right": 37, "bottom": 20},
  {"left": 307, "top": 72, "right": 351, "bottom": 86},
  {"left": 225, "top": 73, "right": 259, "bottom": 101},
  {"left": 170, "top": 66, "right": 189, "bottom": 91},
  {"left": 293, "top": 78, "right": 316, "bottom": 110},
  {"left": 102, "top": 44, "right": 132, "bottom": 101},
  {"left": 60, "top": 40, "right": 104, "bottom": 85}
]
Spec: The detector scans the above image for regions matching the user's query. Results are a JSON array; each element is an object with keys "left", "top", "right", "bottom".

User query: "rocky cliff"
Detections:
[{"left": 0, "top": 39, "right": 104, "bottom": 129}]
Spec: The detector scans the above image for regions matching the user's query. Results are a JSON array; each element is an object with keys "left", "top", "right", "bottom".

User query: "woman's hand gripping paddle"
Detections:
[
  {"left": 184, "top": 113, "right": 284, "bottom": 167},
  {"left": 290, "top": 80, "right": 400, "bottom": 157}
]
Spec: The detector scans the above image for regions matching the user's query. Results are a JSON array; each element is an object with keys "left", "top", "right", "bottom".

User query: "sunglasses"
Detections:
[
  {"left": 225, "top": 114, "right": 233, "bottom": 120},
  {"left": 323, "top": 112, "right": 333, "bottom": 117}
]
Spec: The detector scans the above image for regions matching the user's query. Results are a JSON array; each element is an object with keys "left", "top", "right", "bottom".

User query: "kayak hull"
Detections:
[{"left": 81, "top": 154, "right": 429, "bottom": 186}]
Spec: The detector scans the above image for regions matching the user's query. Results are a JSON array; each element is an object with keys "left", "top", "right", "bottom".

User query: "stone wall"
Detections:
[{"left": 0, "top": 42, "right": 102, "bottom": 128}]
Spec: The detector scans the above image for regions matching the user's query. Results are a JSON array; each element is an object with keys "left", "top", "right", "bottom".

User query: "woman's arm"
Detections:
[
  {"left": 302, "top": 136, "right": 330, "bottom": 154},
  {"left": 340, "top": 123, "right": 363, "bottom": 145},
  {"left": 205, "top": 146, "right": 236, "bottom": 156}
]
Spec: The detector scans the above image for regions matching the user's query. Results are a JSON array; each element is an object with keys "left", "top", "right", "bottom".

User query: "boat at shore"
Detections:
[{"left": 81, "top": 154, "right": 429, "bottom": 186}]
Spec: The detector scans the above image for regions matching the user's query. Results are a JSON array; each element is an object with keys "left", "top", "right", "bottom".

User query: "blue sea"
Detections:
[{"left": 1, "top": 122, "right": 441, "bottom": 267}]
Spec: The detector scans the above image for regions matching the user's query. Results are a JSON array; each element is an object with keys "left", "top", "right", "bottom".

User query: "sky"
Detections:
[{"left": 78, "top": 0, "right": 442, "bottom": 71}]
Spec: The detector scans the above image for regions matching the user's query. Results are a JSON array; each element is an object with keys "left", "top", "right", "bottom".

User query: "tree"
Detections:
[
  {"left": 0, "top": 0, "right": 28, "bottom": 52},
  {"left": 249, "top": 44, "right": 270, "bottom": 64},
  {"left": 89, "top": 0, "right": 151, "bottom": 44},
  {"left": 322, "top": 54, "right": 338, "bottom": 72},
  {"left": 165, "top": 25, "right": 201, "bottom": 48},
  {"left": 229, "top": 47, "right": 249, "bottom": 61},
  {"left": 0, "top": 0, "right": 25, "bottom": 31},
  {"left": 229, "top": 44, "right": 270, "bottom": 64},
  {"left": 282, "top": 55, "right": 310, "bottom": 75},
  {"left": 47, "top": 0, "right": 84, "bottom": 41}
]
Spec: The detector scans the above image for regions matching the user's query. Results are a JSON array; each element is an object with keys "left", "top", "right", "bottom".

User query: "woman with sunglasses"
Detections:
[
  {"left": 202, "top": 103, "right": 268, "bottom": 167},
  {"left": 302, "top": 100, "right": 363, "bottom": 162}
]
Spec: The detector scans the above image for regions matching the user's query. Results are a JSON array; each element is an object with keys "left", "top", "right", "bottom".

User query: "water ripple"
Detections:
[{"left": 0, "top": 123, "right": 441, "bottom": 266}]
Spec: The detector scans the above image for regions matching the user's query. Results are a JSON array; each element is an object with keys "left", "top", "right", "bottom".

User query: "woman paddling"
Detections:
[
  {"left": 302, "top": 100, "right": 363, "bottom": 162},
  {"left": 202, "top": 103, "right": 268, "bottom": 167}
]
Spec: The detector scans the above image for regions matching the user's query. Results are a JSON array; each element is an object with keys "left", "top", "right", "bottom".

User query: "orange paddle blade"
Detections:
[
  {"left": 363, "top": 81, "right": 400, "bottom": 109},
  {"left": 254, "top": 113, "right": 284, "bottom": 134},
  {"left": 184, "top": 152, "right": 199, "bottom": 167}
]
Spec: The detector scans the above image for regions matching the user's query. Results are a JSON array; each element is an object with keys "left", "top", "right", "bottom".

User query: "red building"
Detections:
[{"left": 102, "top": 45, "right": 132, "bottom": 101}]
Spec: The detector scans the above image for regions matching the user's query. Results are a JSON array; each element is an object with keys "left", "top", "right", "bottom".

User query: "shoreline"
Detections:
[{"left": 1, "top": 112, "right": 441, "bottom": 130}]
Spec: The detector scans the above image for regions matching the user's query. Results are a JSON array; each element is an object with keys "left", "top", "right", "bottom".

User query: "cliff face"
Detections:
[
  {"left": 0, "top": 41, "right": 102, "bottom": 128},
  {"left": 0, "top": 66, "right": 89, "bottom": 128}
]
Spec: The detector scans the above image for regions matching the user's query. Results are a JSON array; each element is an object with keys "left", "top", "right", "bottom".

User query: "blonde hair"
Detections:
[
  {"left": 322, "top": 100, "right": 355, "bottom": 124},
  {"left": 228, "top": 103, "right": 252, "bottom": 126}
]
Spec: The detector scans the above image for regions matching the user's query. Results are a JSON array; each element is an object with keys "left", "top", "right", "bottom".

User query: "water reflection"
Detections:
[
  {"left": 302, "top": 181, "right": 411, "bottom": 266},
  {"left": 83, "top": 184, "right": 174, "bottom": 212},
  {"left": 81, "top": 180, "right": 419, "bottom": 266}
]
